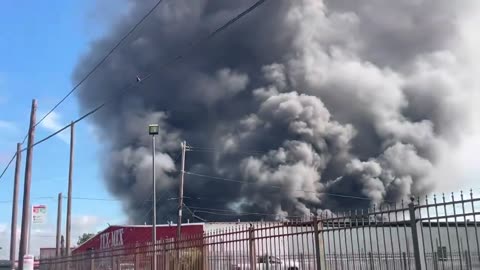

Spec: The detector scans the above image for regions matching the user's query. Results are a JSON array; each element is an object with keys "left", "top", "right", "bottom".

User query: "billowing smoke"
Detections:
[{"left": 74, "top": 0, "right": 477, "bottom": 222}]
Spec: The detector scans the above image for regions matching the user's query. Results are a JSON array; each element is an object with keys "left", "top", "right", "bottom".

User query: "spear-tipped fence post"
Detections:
[
  {"left": 408, "top": 197, "right": 422, "bottom": 270},
  {"left": 249, "top": 224, "right": 256, "bottom": 270},
  {"left": 313, "top": 215, "right": 322, "bottom": 270}
]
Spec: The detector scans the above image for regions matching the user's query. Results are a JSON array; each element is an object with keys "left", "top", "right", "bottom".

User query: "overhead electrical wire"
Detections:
[
  {"left": 193, "top": 210, "right": 283, "bottom": 218},
  {"left": 183, "top": 196, "right": 233, "bottom": 204},
  {"left": 187, "top": 145, "right": 268, "bottom": 156},
  {"left": 0, "top": 196, "right": 176, "bottom": 204},
  {"left": 20, "top": 0, "right": 167, "bottom": 145},
  {"left": 186, "top": 145, "right": 383, "bottom": 202},
  {"left": 115, "top": 190, "right": 164, "bottom": 246},
  {"left": 183, "top": 203, "right": 207, "bottom": 222},
  {"left": 0, "top": 196, "right": 58, "bottom": 204},
  {"left": 67, "top": 153, "right": 182, "bottom": 204},
  {"left": 0, "top": 154, "right": 16, "bottom": 182},
  {"left": 0, "top": 0, "right": 269, "bottom": 182},
  {"left": 68, "top": 197, "right": 121, "bottom": 202},
  {"left": 184, "top": 171, "right": 374, "bottom": 201},
  {"left": 187, "top": 205, "right": 305, "bottom": 219},
  {"left": 0, "top": 99, "right": 102, "bottom": 180},
  {"left": 0, "top": 196, "right": 119, "bottom": 204}
]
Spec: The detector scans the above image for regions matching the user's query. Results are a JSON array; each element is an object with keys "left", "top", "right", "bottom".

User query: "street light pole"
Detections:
[{"left": 148, "top": 124, "right": 159, "bottom": 270}]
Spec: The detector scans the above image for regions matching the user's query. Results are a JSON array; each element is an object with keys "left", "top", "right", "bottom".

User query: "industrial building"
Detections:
[{"left": 38, "top": 219, "right": 480, "bottom": 269}]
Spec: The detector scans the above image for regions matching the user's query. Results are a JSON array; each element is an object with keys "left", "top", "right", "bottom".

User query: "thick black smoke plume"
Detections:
[{"left": 74, "top": 0, "right": 476, "bottom": 222}]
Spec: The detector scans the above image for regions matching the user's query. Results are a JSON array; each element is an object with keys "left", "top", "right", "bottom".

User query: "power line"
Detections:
[
  {"left": 0, "top": 197, "right": 55, "bottom": 203},
  {"left": 184, "top": 171, "right": 373, "bottom": 201},
  {"left": 0, "top": 196, "right": 56, "bottom": 204},
  {"left": 0, "top": 0, "right": 268, "bottom": 182},
  {"left": 193, "top": 210, "right": 272, "bottom": 218},
  {"left": 187, "top": 146, "right": 268, "bottom": 156},
  {"left": 141, "top": 203, "right": 155, "bottom": 223},
  {"left": 23, "top": 105, "right": 100, "bottom": 152},
  {"left": 68, "top": 195, "right": 179, "bottom": 203},
  {"left": 137, "top": 189, "right": 178, "bottom": 222},
  {"left": 187, "top": 205, "right": 304, "bottom": 219},
  {"left": 20, "top": 0, "right": 167, "bottom": 145},
  {"left": 140, "top": 151, "right": 181, "bottom": 228},
  {"left": 67, "top": 197, "right": 121, "bottom": 202},
  {"left": 183, "top": 203, "right": 207, "bottom": 222},
  {"left": 172, "top": 151, "right": 183, "bottom": 164},
  {"left": 1, "top": 149, "right": 179, "bottom": 183},
  {"left": 31, "top": 235, "right": 57, "bottom": 238},
  {"left": 0, "top": 153, "right": 16, "bottom": 182},
  {"left": 117, "top": 190, "right": 160, "bottom": 246},
  {"left": 183, "top": 196, "right": 233, "bottom": 204},
  {"left": 0, "top": 196, "right": 121, "bottom": 204}
]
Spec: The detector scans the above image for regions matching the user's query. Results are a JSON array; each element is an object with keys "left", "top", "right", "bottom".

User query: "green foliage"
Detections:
[
  {"left": 166, "top": 248, "right": 203, "bottom": 270},
  {"left": 77, "top": 233, "right": 95, "bottom": 245}
]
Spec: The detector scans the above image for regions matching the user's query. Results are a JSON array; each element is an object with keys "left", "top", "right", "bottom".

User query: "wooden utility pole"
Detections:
[
  {"left": 177, "top": 141, "right": 186, "bottom": 240},
  {"left": 56, "top": 193, "right": 62, "bottom": 256},
  {"left": 60, "top": 235, "right": 65, "bottom": 256},
  {"left": 9, "top": 143, "right": 22, "bottom": 266},
  {"left": 18, "top": 99, "right": 37, "bottom": 270},
  {"left": 66, "top": 122, "right": 74, "bottom": 256},
  {"left": 176, "top": 141, "right": 186, "bottom": 267}
]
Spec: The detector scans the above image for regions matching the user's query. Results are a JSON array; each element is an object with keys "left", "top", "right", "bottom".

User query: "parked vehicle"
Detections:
[{"left": 231, "top": 255, "right": 300, "bottom": 270}]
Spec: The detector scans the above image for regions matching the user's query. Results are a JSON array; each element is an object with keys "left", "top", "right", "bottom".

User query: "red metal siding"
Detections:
[{"left": 73, "top": 224, "right": 204, "bottom": 254}]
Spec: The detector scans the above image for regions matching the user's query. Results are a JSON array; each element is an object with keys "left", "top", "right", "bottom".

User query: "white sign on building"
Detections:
[
  {"left": 100, "top": 228, "right": 125, "bottom": 250},
  {"left": 32, "top": 205, "right": 47, "bottom": 224}
]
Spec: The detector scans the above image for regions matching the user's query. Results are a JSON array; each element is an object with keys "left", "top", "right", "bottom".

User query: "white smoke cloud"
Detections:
[
  {"left": 0, "top": 215, "right": 105, "bottom": 260},
  {"left": 39, "top": 111, "right": 69, "bottom": 143}
]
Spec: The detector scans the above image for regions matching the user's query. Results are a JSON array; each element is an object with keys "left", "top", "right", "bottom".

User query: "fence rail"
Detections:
[{"left": 40, "top": 191, "right": 480, "bottom": 269}]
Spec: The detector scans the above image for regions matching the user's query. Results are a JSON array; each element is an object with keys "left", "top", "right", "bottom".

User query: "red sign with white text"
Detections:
[{"left": 73, "top": 224, "right": 204, "bottom": 254}]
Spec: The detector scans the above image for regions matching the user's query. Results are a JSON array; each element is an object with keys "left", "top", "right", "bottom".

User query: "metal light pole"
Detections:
[{"left": 148, "top": 124, "right": 159, "bottom": 270}]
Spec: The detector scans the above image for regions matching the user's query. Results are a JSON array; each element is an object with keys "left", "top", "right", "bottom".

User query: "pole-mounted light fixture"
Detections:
[
  {"left": 148, "top": 124, "right": 159, "bottom": 135},
  {"left": 148, "top": 124, "right": 159, "bottom": 270}
]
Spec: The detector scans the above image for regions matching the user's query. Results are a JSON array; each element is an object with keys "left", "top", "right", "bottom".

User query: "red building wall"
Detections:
[{"left": 73, "top": 223, "right": 204, "bottom": 254}]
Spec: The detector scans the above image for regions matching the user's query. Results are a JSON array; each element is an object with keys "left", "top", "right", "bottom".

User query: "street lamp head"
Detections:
[{"left": 148, "top": 124, "right": 159, "bottom": 135}]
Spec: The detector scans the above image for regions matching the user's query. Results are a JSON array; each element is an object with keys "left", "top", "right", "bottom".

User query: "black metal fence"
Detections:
[{"left": 40, "top": 191, "right": 480, "bottom": 269}]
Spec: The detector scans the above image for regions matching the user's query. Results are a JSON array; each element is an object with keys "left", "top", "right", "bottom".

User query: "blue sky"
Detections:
[{"left": 0, "top": 0, "right": 128, "bottom": 257}]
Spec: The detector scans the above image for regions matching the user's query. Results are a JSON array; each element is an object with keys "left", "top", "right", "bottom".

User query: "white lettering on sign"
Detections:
[{"left": 100, "top": 228, "right": 124, "bottom": 250}]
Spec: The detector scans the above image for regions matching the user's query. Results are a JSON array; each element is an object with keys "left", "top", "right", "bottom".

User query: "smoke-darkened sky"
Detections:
[{"left": 74, "top": 0, "right": 479, "bottom": 223}]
